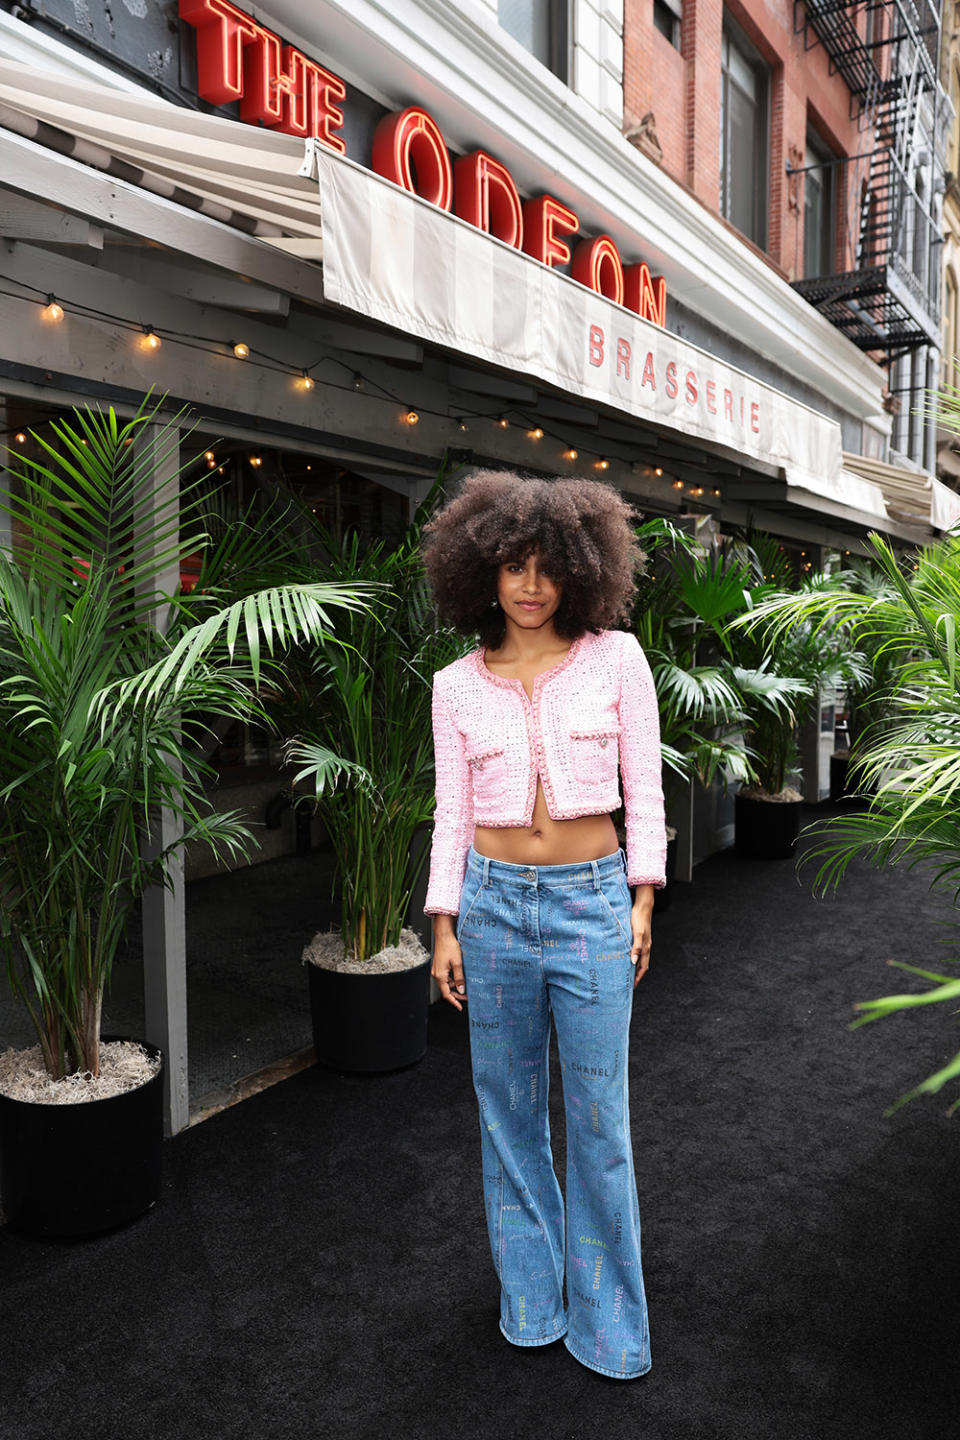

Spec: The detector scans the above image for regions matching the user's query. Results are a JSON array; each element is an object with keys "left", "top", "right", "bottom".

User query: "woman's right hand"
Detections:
[{"left": 432, "top": 918, "right": 466, "bottom": 1012}]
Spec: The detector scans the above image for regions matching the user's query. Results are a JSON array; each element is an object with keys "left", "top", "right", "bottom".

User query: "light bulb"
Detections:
[
  {"left": 233, "top": 342, "right": 250, "bottom": 359},
  {"left": 249, "top": 455, "right": 263, "bottom": 467},
  {"left": 404, "top": 410, "right": 420, "bottom": 426},
  {"left": 458, "top": 421, "right": 469, "bottom": 432},
  {"left": 142, "top": 328, "right": 162, "bottom": 350},
  {"left": 654, "top": 467, "right": 663, "bottom": 476},
  {"left": 497, "top": 417, "right": 509, "bottom": 429},
  {"left": 43, "top": 298, "right": 64, "bottom": 323},
  {"left": 205, "top": 451, "right": 215, "bottom": 462},
  {"left": 300, "top": 372, "right": 315, "bottom": 391},
  {"left": 15, "top": 432, "right": 26, "bottom": 444},
  {"left": 594, "top": 458, "right": 609, "bottom": 471},
  {"left": 529, "top": 427, "right": 544, "bottom": 440},
  {"left": 672, "top": 480, "right": 684, "bottom": 491},
  {"left": 564, "top": 447, "right": 578, "bottom": 461},
  {"left": 352, "top": 374, "right": 364, "bottom": 391}
]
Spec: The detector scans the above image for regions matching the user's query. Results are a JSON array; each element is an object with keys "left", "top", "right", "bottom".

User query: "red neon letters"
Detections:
[
  {"left": 624, "top": 263, "right": 667, "bottom": 328},
  {"left": 522, "top": 196, "right": 581, "bottom": 269},
  {"left": 180, "top": 1, "right": 666, "bottom": 324},
  {"left": 454, "top": 151, "right": 524, "bottom": 248},
  {"left": 372, "top": 108, "right": 454, "bottom": 211},
  {"left": 572, "top": 236, "right": 625, "bottom": 306},
  {"left": 179, "top": 0, "right": 345, "bottom": 150}
]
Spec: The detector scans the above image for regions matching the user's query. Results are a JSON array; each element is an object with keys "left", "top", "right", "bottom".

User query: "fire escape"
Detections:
[{"left": 790, "top": 0, "right": 944, "bottom": 365}]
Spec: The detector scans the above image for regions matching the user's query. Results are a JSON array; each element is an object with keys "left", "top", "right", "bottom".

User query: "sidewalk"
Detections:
[{"left": 2, "top": 814, "right": 959, "bottom": 1440}]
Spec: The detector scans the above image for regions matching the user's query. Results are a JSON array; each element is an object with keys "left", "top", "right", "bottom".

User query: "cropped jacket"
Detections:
[{"left": 424, "top": 628, "right": 666, "bottom": 916}]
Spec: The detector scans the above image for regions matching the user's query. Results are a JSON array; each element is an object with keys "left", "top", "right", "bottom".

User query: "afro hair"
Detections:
[{"left": 422, "top": 469, "right": 643, "bottom": 648}]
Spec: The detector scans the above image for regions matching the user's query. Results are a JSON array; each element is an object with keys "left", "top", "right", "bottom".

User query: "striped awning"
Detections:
[{"left": 0, "top": 59, "right": 322, "bottom": 251}]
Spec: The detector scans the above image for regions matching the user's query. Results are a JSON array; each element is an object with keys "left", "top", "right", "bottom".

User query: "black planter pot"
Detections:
[
  {"left": 653, "top": 834, "right": 679, "bottom": 914},
  {"left": 0, "top": 1038, "right": 164, "bottom": 1239},
  {"left": 308, "top": 957, "right": 431, "bottom": 1074},
  {"left": 830, "top": 752, "right": 851, "bottom": 801},
  {"left": 735, "top": 792, "right": 803, "bottom": 860}
]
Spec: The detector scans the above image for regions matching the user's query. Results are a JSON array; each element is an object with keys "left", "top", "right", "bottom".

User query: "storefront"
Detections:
[
  {"left": 2, "top": 0, "right": 958, "bottom": 1128},
  {"left": 3, "top": 1, "right": 951, "bottom": 555}
]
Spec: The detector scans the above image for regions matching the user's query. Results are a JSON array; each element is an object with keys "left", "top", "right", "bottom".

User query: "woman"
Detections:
[{"left": 422, "top": 469, "right": 665, "bottom": 1380}]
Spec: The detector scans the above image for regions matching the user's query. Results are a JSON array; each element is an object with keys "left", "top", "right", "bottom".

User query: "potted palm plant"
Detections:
[
  {"left": 288, "top": 499, "right": 469, "bottom": 1073},
  {"left": 0, "top": 399, "right": 371, "bottom": 1236},
  {"left": 633, "top": 520, "right": 756, "bottom": 905},
  {"left": 637, "top": 525, "right": 819, "bottom": 863},
  {"left": 744, "top": 530, "right": 960, "bottom": 1111},
  {"left": 723, "top": 540, "right": 868, "bottom": 859}
]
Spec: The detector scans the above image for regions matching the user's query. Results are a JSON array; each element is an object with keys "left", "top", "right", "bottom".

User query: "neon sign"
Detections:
[{"left": 179, "top": 1, "right": 667, "bottom": 326}]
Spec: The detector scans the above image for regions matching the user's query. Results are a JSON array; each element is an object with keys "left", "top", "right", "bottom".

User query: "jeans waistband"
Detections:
[{"left": 465, "top": 846, "right": 626, "bottom": 891}]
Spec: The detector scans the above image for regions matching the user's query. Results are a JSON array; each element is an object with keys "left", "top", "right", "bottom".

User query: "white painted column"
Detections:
[{"left": 135, "top": 422, "right": 189, "bottom": 1136}]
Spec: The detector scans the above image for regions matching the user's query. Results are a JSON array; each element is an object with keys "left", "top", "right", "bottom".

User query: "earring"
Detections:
[{"left": 489, "top": 597, "right": 499, "bottom": 608}]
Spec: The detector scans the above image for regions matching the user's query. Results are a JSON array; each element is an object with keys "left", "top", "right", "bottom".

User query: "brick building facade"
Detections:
[{"left": 624, "top": 0, "right": 947, "bottom": 479}]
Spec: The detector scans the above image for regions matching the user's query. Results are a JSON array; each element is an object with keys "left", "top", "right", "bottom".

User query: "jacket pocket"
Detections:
[
  {"left": 569, "top": 726, "right": 620, "bottom": 786},
  {"left": 467, "top": 744, "right": 510, "bottom": 807}
]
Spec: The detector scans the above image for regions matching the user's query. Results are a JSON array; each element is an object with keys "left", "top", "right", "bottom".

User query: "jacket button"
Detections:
[{"left": 599, "top": 737, "right": 608, "bottom": 749}]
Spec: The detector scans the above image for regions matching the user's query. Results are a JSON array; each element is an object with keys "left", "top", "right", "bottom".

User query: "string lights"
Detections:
[{"left": 4, "top": 279, "right": 724, "bottom": 509}]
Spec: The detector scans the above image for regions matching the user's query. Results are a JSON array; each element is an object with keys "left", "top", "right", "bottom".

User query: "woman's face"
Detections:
[{"left": 496, "top": 550, "right": 563, "bottom": 632}]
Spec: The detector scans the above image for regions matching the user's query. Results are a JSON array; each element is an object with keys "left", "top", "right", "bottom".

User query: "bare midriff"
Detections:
[{"left": 474, "top": 778, "right": 618, "bottom": 868}]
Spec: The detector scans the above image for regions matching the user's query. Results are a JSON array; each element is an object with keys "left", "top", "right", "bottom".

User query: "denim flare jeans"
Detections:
[{"left": 457, "top": 846, "right": 651, "bottom": 1380}]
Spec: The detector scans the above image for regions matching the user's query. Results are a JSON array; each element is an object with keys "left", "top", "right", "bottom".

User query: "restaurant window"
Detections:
[
  {"left": 498, "top": 0, "right": 568, "bottom": 80},
  {"left": 720, "top": 17, "right": 769, "bottom": 249},
  {"left": 653, "top": 0, "right": 682, "bottom": 50},
  {"left": 804, "top": 128, "right": 836, "bottom": 278}
]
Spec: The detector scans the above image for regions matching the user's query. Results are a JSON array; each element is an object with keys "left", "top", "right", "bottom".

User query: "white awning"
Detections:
[
  {"left": 305, "top": 143, "right": 861, "bottom": 500},
  {"left": 0, "top": 58, "right": 321, "bottom": 245}
]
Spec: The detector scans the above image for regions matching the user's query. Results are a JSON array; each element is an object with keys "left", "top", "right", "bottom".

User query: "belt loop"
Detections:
[
  {"left": 591, "top": 859, "right": 601, "bottom": 891},
  {"left": 482, "top": 855, "right": 491, "bottom": 887}
]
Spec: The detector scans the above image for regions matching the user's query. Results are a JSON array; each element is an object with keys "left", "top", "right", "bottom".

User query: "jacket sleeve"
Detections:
[
  {"left": 618, "top": 632, "right": 667, "bottom": 889},
  {"left": 424, "top": 680, "right": 474, "bottom": 916}
]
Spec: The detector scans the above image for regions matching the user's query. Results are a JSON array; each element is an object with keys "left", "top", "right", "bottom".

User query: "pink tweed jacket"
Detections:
[{"left": 425, "top": 628, "right": 666, "bottom": 916}]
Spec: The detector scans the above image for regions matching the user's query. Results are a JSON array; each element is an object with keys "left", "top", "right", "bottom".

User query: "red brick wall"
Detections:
[{"left": 623, "top": 0, "right": 863, "bottom": 279}]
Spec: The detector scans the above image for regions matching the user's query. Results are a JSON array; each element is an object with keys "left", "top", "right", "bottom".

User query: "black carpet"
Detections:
[{"left": 3, "top": 812, "right": 959, "bottom": 1440}]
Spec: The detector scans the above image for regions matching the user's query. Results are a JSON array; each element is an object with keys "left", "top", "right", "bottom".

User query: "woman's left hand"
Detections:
[{"left": 630, "top": 885, "right": 654, "bottom": 986}]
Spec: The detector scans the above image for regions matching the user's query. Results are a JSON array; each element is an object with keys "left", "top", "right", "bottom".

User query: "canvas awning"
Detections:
[{"left": 0, "top": 58, "right": 322, "bottom": 250}]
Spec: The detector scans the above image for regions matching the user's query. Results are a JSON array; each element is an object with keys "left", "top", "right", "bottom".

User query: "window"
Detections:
[
  {"left": 720, "top": 19, "right": 769, "bottom": 249},
  {"left": 653, "top": 0, "right": 682, "bottom": 51},
  {"left": 498, "top": 0, "right": 568, "bottom": 80},
  {"left": 804, "top": 129, "right": 836, "bottom": 278}
]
